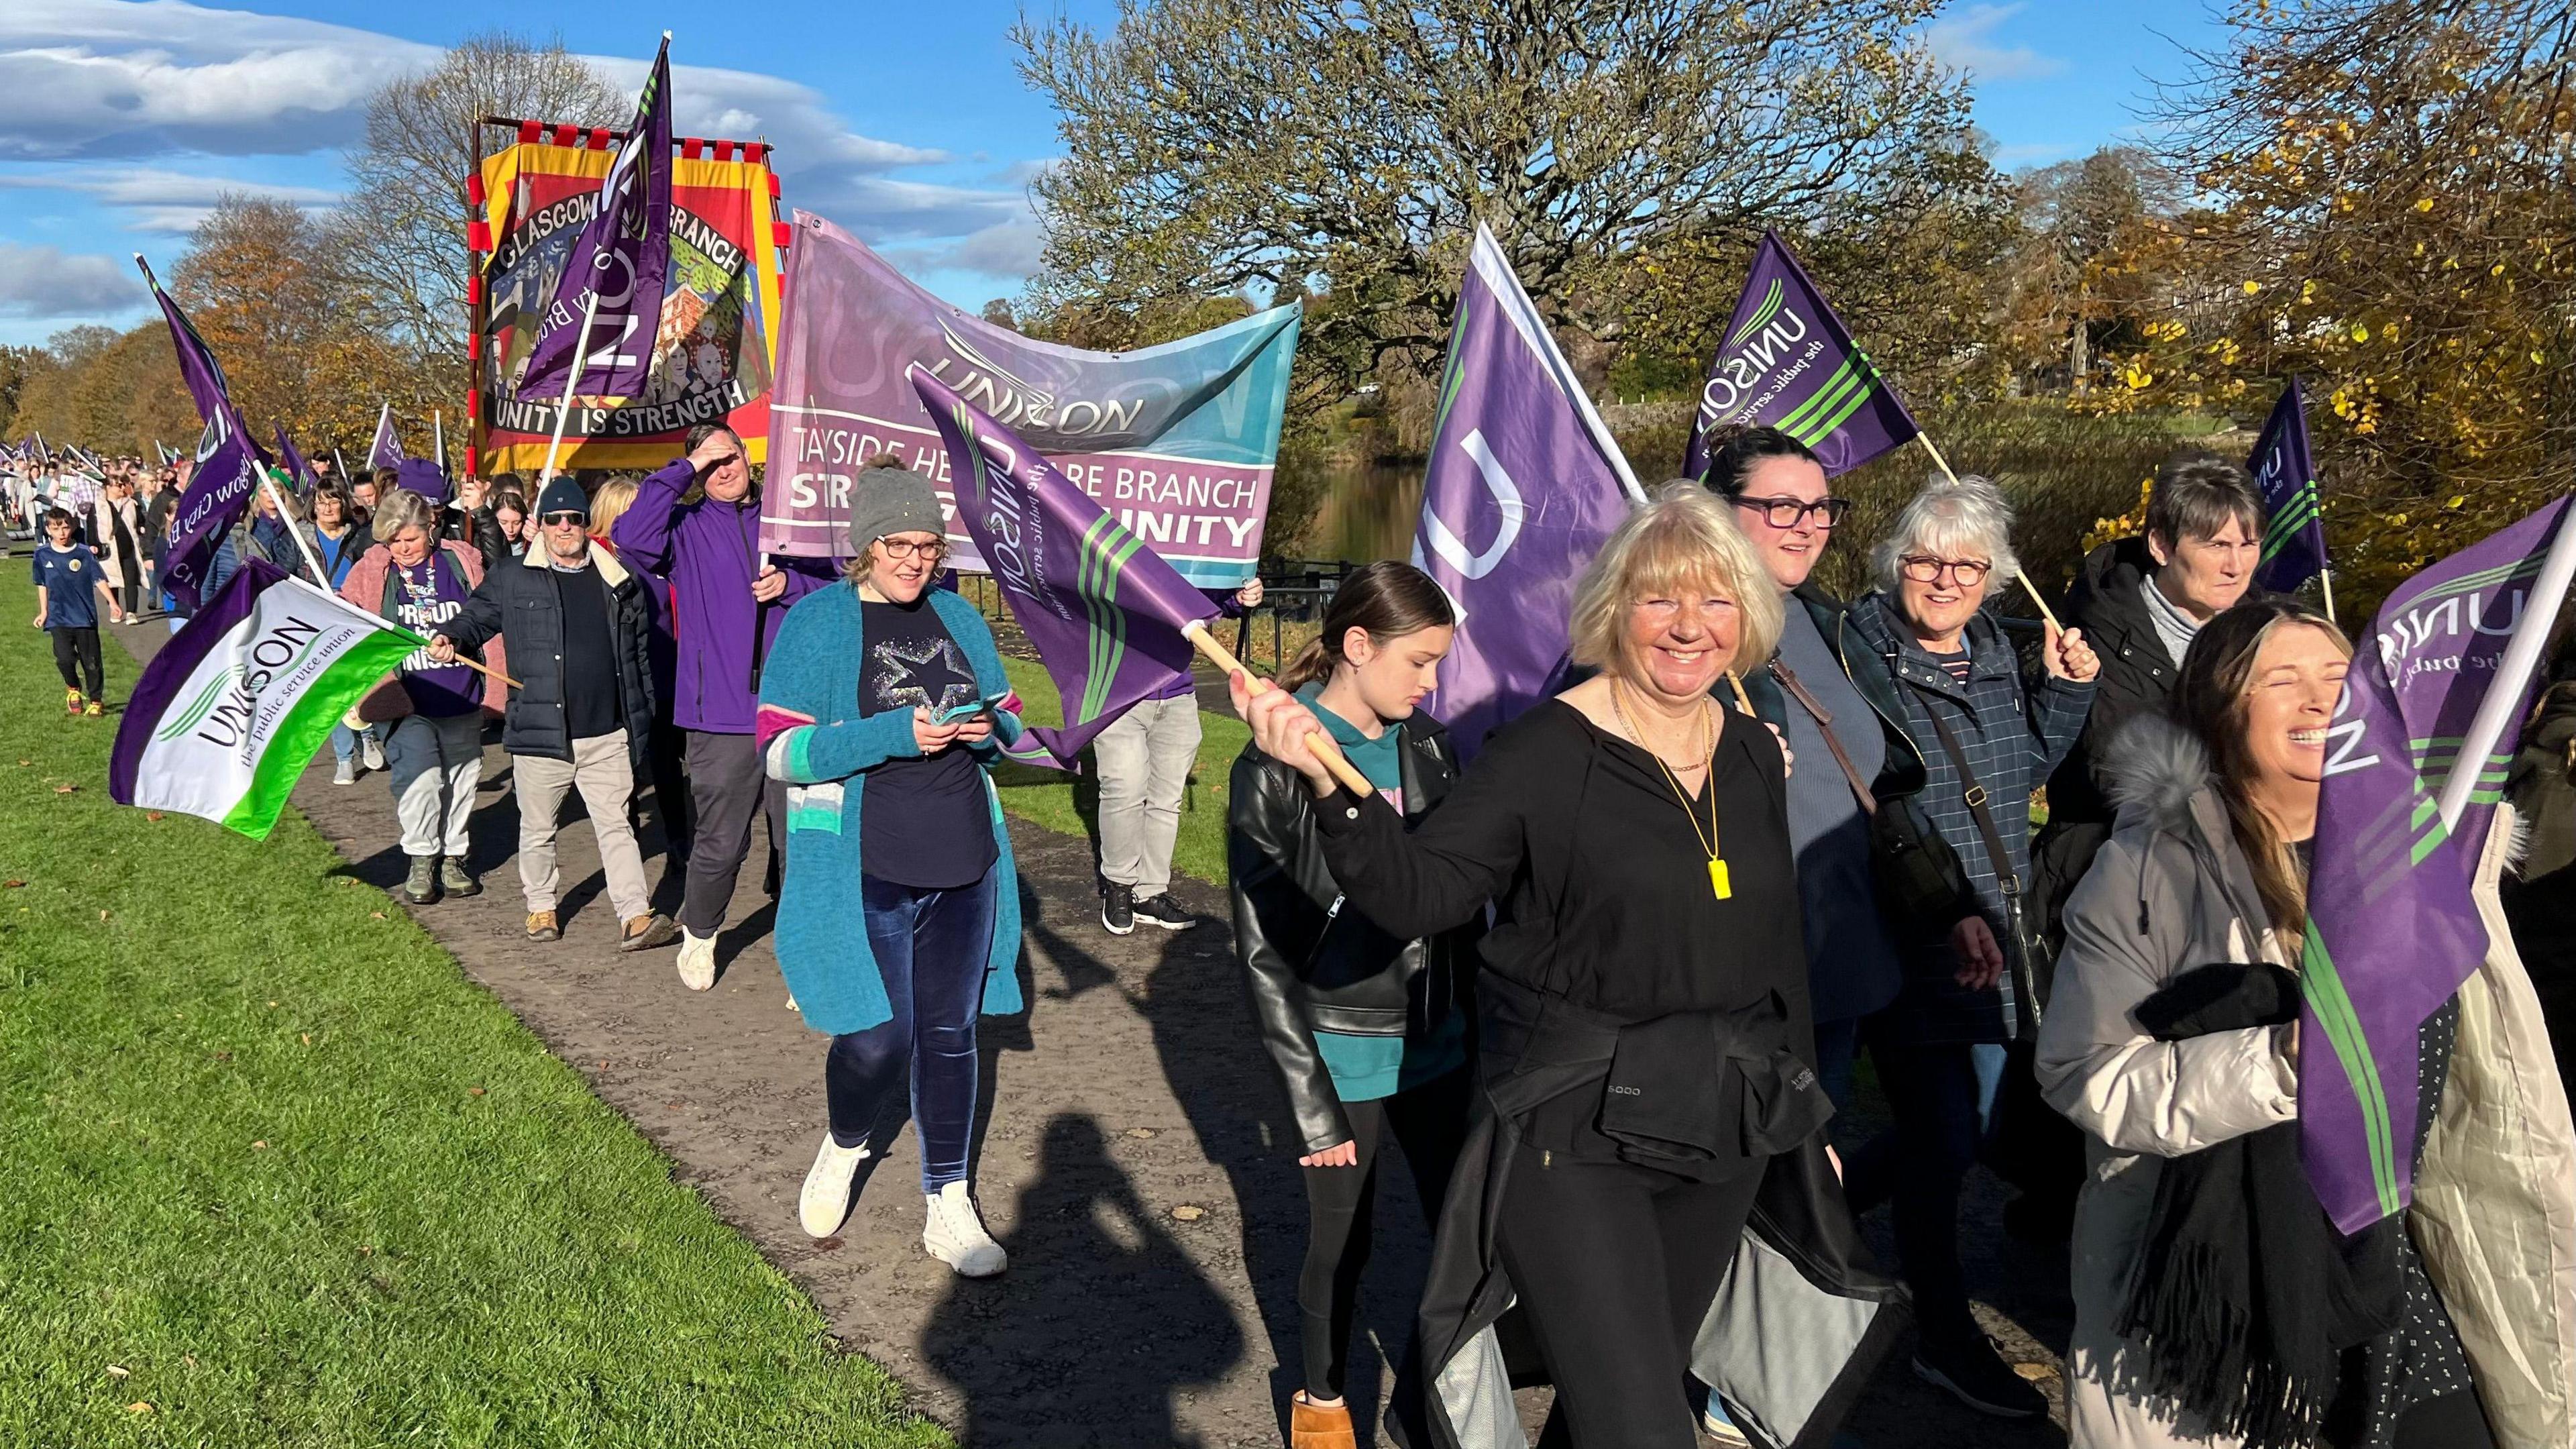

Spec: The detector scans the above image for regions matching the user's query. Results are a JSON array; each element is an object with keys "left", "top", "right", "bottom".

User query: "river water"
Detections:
[{"left": 1301, "top": 458, "right": 1426, "bottom": 563}]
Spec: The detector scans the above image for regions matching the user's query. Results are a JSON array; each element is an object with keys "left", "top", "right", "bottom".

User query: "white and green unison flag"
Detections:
[{"left": 110, "top": 559, "right": 423, "bottom": 839}]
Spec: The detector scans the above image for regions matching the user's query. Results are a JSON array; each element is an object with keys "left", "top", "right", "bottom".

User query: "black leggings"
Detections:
[
  {"left": 1497, "top": 1146, "right": 1765, "bottom": 1449},
  {"left": 1297, "top": 1067, "right": 1470, "bottom": 1399},
  {"left": 51, "top": 627, "right": 102, "bottom": 698}
]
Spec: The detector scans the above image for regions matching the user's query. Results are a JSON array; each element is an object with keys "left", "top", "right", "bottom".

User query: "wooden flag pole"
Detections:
[
  {"left": 2318, "top": 568, "right": 2340, "bottom": 627},
  {"left": 1183, "top": 620, "right": 1376, "bottom": 797},
  {"left": 448, "top": 654, "right": 521, "bottom": 691},
  {"left": 1725, "top": 670, "right": 1756, "bottom": 716},
  {"left": 1915, "top": 433, "right": 2063, "bottom": 630}
]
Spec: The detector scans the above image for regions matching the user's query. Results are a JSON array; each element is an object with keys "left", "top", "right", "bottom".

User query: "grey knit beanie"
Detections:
[{"left": 846, "top": 464, "right": 945, "bottom": 553}]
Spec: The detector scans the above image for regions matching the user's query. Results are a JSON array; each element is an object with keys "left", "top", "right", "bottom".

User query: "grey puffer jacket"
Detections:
[{"left": 2037, "top": 716, "right": 2576, "bottom": 1448}]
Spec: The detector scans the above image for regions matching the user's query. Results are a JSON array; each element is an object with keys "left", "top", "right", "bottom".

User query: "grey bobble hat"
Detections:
[{"left": 847, "top": 463, "right": 945, "bottom": 553}]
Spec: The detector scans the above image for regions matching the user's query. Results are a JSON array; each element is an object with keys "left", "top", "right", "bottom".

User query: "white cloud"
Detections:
[
  {"left": 0, "top": 1, "right": 1049, "bottom": 286},
  {"left": 1924, "top": 4, "right": 2065, "bottom": 83},
  {"left": 0, "top": 0, "right": 432, "bottom": 159},
  {"left": 0, "top": 164, "right": 341, "bottom": 233},
  {"left": 0, "top": 241, "right": 145, "bottom": 317}
]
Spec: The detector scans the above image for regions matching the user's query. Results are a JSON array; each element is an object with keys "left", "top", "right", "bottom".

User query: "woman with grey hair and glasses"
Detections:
[{"left": 1840, "top": 473, "right": 2100, "bottom": 1419}]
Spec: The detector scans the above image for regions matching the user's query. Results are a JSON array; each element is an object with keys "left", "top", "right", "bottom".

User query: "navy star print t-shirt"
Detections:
[{"left": 859, "top": 596, "right": 997, "bottom": 890}]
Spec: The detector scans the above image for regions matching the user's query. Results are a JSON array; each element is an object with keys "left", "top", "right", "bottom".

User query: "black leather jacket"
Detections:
[{"left": 1227, "top": 710, "right": 1481, "bottom": 1153}]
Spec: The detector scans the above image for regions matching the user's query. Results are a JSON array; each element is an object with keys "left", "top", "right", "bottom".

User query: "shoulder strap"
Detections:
[
  {"left": 1768, "top": 659, "right": 1877, "bottom": 815},
  {"left": 1921, "top": 704, "right": 2021, "bottom": 901}
]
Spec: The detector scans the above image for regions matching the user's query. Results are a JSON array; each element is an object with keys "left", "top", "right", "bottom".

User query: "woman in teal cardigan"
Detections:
[{"left": 757, "top": 465, "right": 1026, "bottom": 1278}]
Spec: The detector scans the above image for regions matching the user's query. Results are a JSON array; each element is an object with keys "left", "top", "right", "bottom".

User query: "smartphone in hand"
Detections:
[{"left": 932, "top": 690, "right": 1012, "bottom": 726}]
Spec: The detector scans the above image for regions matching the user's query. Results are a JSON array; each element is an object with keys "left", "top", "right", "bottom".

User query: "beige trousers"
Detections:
[{"left": 515, "top": 731, "right": 649, "bottom": 922}]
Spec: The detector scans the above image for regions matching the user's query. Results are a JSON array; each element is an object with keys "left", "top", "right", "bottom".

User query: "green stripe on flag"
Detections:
[
  {"left": 1726, "top": 280, "right": 1785, "bottom": 350},
  {"left": 1774, "top": 360, "right": 1864, "bottom": 439},
  {"left": 217, "top": 631, "right": 420, "bottom": 840},
  {"left": 1794, "top": 370, "right": 1882, "bottom": 446},
  {"left": 2301, "top": 925, "right": 2405, "bottom": 1217},
  {"left": 1074, "top": 513, "right": 1140, "bottom": 726},
  {"left": 158, "top": 665, "right": 247, "bottom": 742}
]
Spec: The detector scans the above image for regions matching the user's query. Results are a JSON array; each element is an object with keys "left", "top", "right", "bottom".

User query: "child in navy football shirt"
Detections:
[{"left": 31, "top": 507, "right": 123, "bottom": 715}]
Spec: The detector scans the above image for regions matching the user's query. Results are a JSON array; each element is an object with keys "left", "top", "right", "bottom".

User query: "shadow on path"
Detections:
[{"left": 924, "top": 1112, "right": 1242, "bottom": 1448}]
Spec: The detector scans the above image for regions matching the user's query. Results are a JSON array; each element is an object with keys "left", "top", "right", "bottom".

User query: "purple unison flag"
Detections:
[
  {"left": 514, "top": 35, "right": 674, "bottom": 402},
  {"left": 912, "top": 368, "right": 1218, "bottom": 768},
  {"left": 2251, "top": 378, "right": 2328, "bottom": 594},
  {"left": 1682, "top": 232, "right": 1922, "bottom": 481},
  {"left": 365, "top": 403, "right": 405, "bottom": 470},
  {"left": 138, "top": 256, "right": 272, "bottom": 608},
  {"left": 274, "top": 426, "right": 317, "bottom": 491},
  {"left": 2301, "top": 495, "right": 2573, "bottom": 1232},
  {"left": 1413, "top": 224, "right": 1644, "bottom": 759}
]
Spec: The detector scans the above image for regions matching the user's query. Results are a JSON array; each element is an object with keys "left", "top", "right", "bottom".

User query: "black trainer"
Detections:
[
  {"left": 1130, "top": 893, "right": 1194, "bottom": 930},
  {"left": 1100, "top": 881, "right": 1135, "bottom": 936},
  {"left": 1913, "top": 1332, "right": 2047, "bottom": 1419}
]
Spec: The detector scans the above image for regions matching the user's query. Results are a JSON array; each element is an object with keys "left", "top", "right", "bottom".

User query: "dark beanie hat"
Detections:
[{"left": 535, "top": 474, "right": 588, "bottom": 521}]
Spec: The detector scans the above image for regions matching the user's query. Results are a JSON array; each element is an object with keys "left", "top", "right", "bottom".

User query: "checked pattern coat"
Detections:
[{"left": 1847, "top": 594, "right": 2095, "bottom": 1044}]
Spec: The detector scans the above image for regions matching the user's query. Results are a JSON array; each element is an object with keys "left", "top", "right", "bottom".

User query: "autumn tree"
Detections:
[
  {"left": 2108, "top": 0, "right": 2576, "bottom": 602},
  {"left": 1016, "top": 0, "right": 1980, "bottom": 400},
  {"left": 1996, "top": 148, "right": 2188, "bottom": 395}
]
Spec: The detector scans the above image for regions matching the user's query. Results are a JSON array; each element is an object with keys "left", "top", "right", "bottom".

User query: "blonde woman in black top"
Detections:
[{"left": 1232, "top": 483, "right": 1894, "bottom": 1449}]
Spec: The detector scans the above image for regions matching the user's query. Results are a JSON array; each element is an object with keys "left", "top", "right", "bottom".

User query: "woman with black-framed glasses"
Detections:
[
  {"left": 1841, "top": 473, "right": 2099, "bottom": 1415},
  {"left": 761, "top": 462, "right": 1030, "bottom": 1279}
]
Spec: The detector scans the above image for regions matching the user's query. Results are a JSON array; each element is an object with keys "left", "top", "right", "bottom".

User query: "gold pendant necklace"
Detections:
[{"left": 1611, "top": 684, "right": 1730, "bottom": 900}]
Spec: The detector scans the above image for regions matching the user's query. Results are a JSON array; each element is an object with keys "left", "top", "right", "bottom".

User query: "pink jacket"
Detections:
[{"left": 339, "top": 540, "right": 509, "bottom": 714}]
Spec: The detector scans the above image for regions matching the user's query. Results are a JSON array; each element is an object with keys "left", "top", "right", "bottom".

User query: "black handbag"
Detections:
[{"left": 1768, "top": 659, "right": 1976, "bottom": 942}]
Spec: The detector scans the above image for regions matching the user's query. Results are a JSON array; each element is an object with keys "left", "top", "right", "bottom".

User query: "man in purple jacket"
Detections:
[{"left": 612, "top": 423, "right": 829, "bottom": 989}]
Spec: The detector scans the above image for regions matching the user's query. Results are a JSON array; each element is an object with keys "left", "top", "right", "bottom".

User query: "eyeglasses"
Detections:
[
  {"left": 1734, "top": 495, "right": 1852, "bottom": 529},
  {"left": 875, "top": 537, "right": 949, "bottom": 561},
  {"left": 541, "top": 512, "right": 586, "bottom": 527},
  {"left": 1898, "top": 555, "right": 1992, "bottom": 586}
]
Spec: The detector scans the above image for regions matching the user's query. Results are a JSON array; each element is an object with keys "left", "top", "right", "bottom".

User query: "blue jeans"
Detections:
[
  {"left": 824, "top": 869, "right": 999, "bottom": 1193},
  {"left": 329, "top": 720, "right": 379, "bottom": 763},
  {"left": 1842, "top": 1039, "right": 2006, "bottom": 1344}
]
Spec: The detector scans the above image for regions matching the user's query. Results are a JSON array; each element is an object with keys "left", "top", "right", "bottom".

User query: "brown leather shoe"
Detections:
[
  {"left": 619, "top": 912, "right": 680, "bottom": 953},
  {"left": 1288, "top": 1393, "right": 1356, "bottom": 1449}
]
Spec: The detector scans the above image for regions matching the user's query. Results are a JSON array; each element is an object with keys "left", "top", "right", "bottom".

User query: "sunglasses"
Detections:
[{"left": 541, "top": 512, "right": 586, "bottom": 527}]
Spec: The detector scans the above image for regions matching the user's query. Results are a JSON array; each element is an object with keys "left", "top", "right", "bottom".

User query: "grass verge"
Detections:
[{"left": 0, "top": 572, "right": 945, "bottom": 1446}]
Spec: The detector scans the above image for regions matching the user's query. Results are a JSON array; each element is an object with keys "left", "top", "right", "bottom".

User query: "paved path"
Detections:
[{"left": 111, "top": 617, "right": 2077, "bottom": 1448}]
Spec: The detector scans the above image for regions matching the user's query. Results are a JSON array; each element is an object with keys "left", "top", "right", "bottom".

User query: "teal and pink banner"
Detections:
[
  {"left": 912, "top": 368, "right": 1219, "bottom": 768},
  {"left": 2302, "top": 494, "right": 2573, "bottom": 1232},
  {"left": 761, "top": 213, "right": 1297, "bottom": 588},
  {"left": 1683, "top": 231, "right": 1921, "bottom": 480}
]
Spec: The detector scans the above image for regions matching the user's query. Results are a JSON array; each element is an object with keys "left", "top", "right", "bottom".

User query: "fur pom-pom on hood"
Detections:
[{"left": 2102, "top": 713, "right": 2212, "bottom": 835}]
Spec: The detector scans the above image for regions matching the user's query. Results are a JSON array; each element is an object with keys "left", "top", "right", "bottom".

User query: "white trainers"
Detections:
[
  {"left": 360, "top": 734, "right": 385, "bottom": 771},
  {"left": 922, "top": 1181, "right": 1007, "bottom": 1277},
  {"left": 676, "top": 928, "right": 717, "bottom": 991},
  {"left": 798, "top": 1132, "right": 872, "bottom": 1238}
]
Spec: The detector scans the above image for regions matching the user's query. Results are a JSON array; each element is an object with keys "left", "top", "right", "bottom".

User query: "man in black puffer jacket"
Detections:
[{"left": 433, "top": 474, "right": 678, "bottom": 953}]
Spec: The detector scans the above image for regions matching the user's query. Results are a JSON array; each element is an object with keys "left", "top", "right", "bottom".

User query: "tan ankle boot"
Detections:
[{"left": 1288, "top": 1393, "right": 1355, "bottom": 1449}]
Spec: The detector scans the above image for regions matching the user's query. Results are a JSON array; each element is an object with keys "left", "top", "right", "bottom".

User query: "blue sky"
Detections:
[{"left": 0, "top": 0, "right": 2231, "bottom": 347}]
